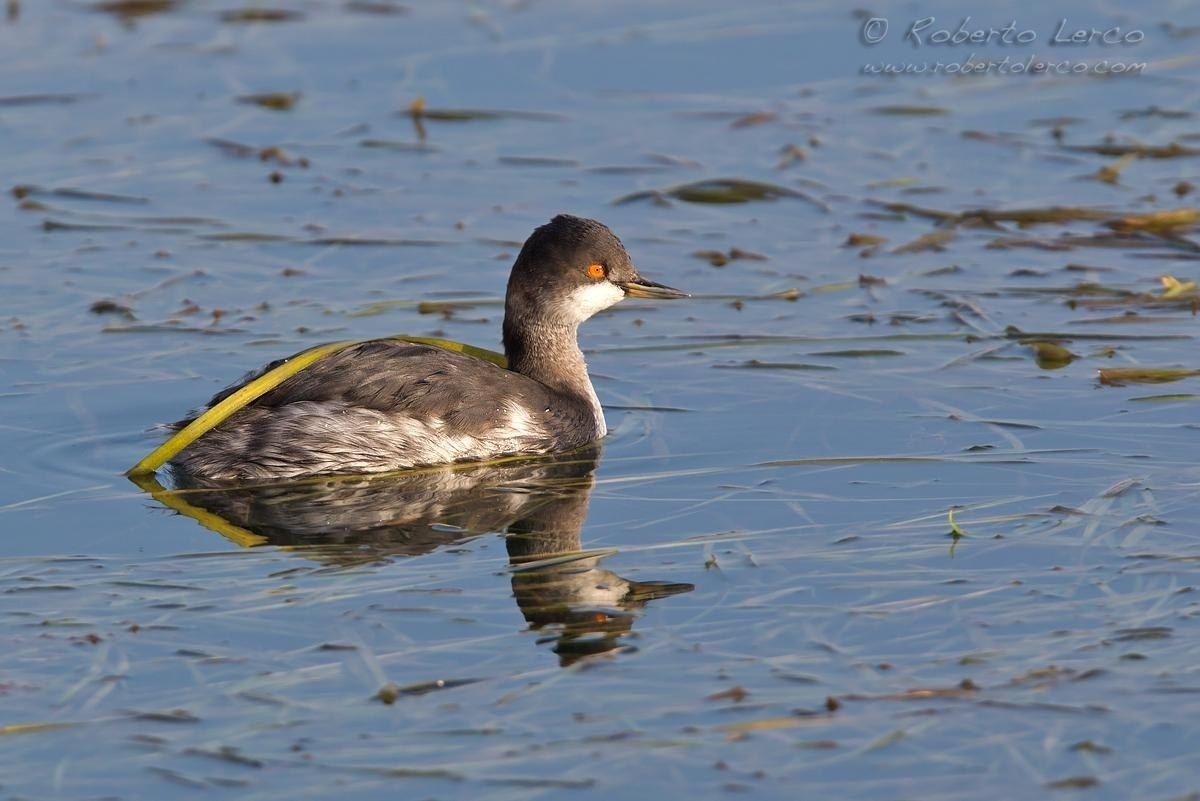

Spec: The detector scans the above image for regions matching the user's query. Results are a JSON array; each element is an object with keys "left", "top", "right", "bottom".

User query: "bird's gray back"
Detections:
[{"left": 171, "top": 341, "right": 601, "bottom": 480}]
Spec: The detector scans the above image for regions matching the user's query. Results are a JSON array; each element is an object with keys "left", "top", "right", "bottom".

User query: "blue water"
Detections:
[{"left": 3, "top": 1, "right": 1200, "bottom": 799}]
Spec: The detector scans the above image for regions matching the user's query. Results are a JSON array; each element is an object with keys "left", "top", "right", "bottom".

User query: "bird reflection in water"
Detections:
[{"left": 134, "top": 445, "right": 692, "bottom": 665}]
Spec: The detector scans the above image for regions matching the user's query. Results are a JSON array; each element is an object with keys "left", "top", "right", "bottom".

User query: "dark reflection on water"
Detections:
[{"left": 140, "top": 445, "right": 692, "bottom": 666}]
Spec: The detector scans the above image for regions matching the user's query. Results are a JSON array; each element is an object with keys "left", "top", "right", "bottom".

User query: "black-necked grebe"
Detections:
[{"left": 168, "top": 214, "right": 688, "bottom": 480}]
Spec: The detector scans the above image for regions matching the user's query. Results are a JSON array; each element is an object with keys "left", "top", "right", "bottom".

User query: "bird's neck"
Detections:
[{"left": 503, "top": 317, "right": 606, "bottom": 436}]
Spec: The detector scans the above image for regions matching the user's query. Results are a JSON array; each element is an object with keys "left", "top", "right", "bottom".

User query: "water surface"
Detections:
[{"left": 3, "top": 2, "right": 1200, "bottom": 799}]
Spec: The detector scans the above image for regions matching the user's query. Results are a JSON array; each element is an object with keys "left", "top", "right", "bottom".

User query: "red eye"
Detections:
[{"left": 586, "top": 263, "right": 606, "bottom": 280}]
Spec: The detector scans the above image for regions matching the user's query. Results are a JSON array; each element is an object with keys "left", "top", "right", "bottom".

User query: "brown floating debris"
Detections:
[
  {"left": 615, "top": 178, "right": 816, "bottom": 206},
  {"left": 12, "top": 184, "right": 149, "bottom": 204},
  {"left": 870, "top": 104, "right": 947, "bottom": 116},
  {"left": 776, "top": 143, "right": 806, "bottom": 169},
  {"left": 1160, "top": 274, "right": 1198, "bottom": 297},
  {"left": 498, "top": 156, "right": 577, "bottom": 167},
  {"left": 1105, "top": 208, "right": 1200, "bottom": 233},
  {"left": 1119, "top": 106, "right": 1192, "bottom": 120},
  {"left": 237, "top": 92, "right": 301, "bottom": 111},
  {"left": 967, "top": 207, "right": 1114, "bottom": 225},
  {"left": 1064, "top": 141, "right": 1200, "bottom": 158},
  {"left": 866, "top": 200, "right": 962, "bottom": 224},
  {"left": 375, "top": 677, "right": 481, "bottom": 704},
  {"left": 92, "top": 0, "right": 179, "bottom": 18},
  {"left": 1094, "top": 154, "right": 1137, "bottom": 184},
  {"left": 985, "top": 236, "right": 1074, "bottom": 251},
  {"left": 844, "top": 233, "right": 887, "bottom": 247},
  {"left": 258, "top": 146, "right": 307, "bottom": 167},
  {"left": 892, "top": 229, "right": 954, "bottom": 254},
  {"left": 840, "top": 679, "right": 980, "bottom": 702},
  {"left": 730, "top": 111, "right": 776, "bottom": 128},
  {"left": 405, "top": 97, "right": 558, "bottom": 122},
  {"left": 345, "top": 1, "right": 408, "bottom": 13},
  {"left": 406, "top": 97, "right": 560, "bottom": 142},
  {"left": 869, "top": 200, "right": 1131, "bottom": 227},
  {"left": 1097, "top": 367, "right": 1200, "bottom": 386},
  {"left": 707, "top": 686, "right": 749, "bottom": 702},
  {"left": 128, "top": 708, "right": 201, "bottom": 723},
  {"left": 0, "top": 93, "right": 91, "bottom": 107},
  {"left": 182, "top": 745, "right": 263, "bottom": 768},
  {"left": 715, "top": 360, "right": 834, "bottom": 371},
  {"left": 961, "top": 130, "right": 1026, "bottom": 146},
  {"left": 729, "top": 247, "right": 767, "bottom": 261},
  {"left": 1026, "top": 341, "right": 1076, "bottom": 369},
  {"left": 219, "top": 8, "right": 304, "bottom": 22},
  {"left": 692, "top": 248, "right": 767, "bottom": 267},
  {"left": 1045, "top": 776, "right": 1100, "bottom": 790},
  {"left": 205, "top": 137, "right": 257, "bottom": 158},
  {"left": 359, "top": 139, "right": 435, "bottom": 152},
  {"left": 90, "top": 299, "right": 135, "bottom": 319},
  {"left": 204, "top": 138, "right": 308, "bottom": 167}
]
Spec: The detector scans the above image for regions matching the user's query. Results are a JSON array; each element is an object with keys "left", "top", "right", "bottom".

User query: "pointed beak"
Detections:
[{"left": 617, "top": 273, "right": 689, "bottom": 300}]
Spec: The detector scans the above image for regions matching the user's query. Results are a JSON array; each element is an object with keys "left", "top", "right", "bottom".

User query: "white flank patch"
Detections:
[{"left": 502, "top": 402, "right": 540, "bottom": 440}]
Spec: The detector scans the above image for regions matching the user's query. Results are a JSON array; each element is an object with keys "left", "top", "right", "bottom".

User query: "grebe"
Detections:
[{"left": 169, "top": 214, "right": 687, "bottom": 480}]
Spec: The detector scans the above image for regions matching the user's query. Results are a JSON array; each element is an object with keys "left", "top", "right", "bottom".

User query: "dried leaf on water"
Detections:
[
  {"left": 840, "top": 680, "right": 980, "bottom": 702},
  {"left": 1128, "top": 393, "right": 1200, "bottom": 402},
  {"left": 1064, "top": 141, "right": 1200, "bottom": 158},
  {"left": 405, "top": 97, "right": 559, "bottom": 122},
  {"left": 966, "top": 206, "right": 1115, "bottom": 226},
  {"left": 92, "top": 0, "right": 179, "bottom": 18},
  {"left": 498, "top": 156, "right": 578, "bottom": 167},
  {"left": 870, "top": 105, "right": 947, "bottom": 116},
  {"left": 844, "top": 233, "right": 887, "bottom": 247},
  {"left": 12, "top": 184, "right": 148, "bottom": 204},
  {"left": 868, "top": 201, "right": 1119, "bottom": 227},
  {"left": 375, "top": 677, "right": 481, "bottom": 704},
  {"left": 1106, "top": 208, "right": 1200, "bottom": 233},
  {"left": 219, "top": 8, "right": 304, "bottom": 22},
  {"left": 715, "top": 360, "right": 835, "bottom": 371},
  {"left": 204, "top": 139, "right": 308, "bottom": 167},
  {"left": 90, "top": 299, "right": 135, "bottom": 319},
  {"left": 1097, "top": 367, "right": 1200, "bottom": 386},
  {"left": 706, "top": 686, "right": 749, "bottom": 702},
  {"left": 947, "top": 507, "right": 967, "bottom": 539},
  {"left": 0, "top": 93, "right": 92, "bottom": 107},
  {"left": 810, "top": 349, "right": 903, "bottom": 358},
  {"left": 1027, "top": 341, "right": 1076, "bottom": 369},
  {"left": 692, "top": 248, "right": 767, "bottom": 267},
  {"left": 1119, "top": 106, "right": 1192, "bottom": 120},
  {"left": 615, "top": 178, "right": 815, "bottom": 206},
  {"left": 1045, "top": 776, "right": 1100, "bottom": 790},
  {"left": 720, "top": 715, "right": 827, "bottom": 734},
  {"left": 1094, "top": 153, "right": 1137, "bottom": 184},
  {"left": 892, "top": 229, "right": 954, "bottom": 254},
  {"left": 237, "top": 92, "right": 301, "bottom": 111},
  {"left": 359, "top": 139, "right": 435, "bottom": 152},
  {"left": 0, "top": 721, "right": 79, "bottom": 736},
  {"left": 730, "top": 111, "right": 776, "bottom": 128},
  {"left": 776, "top": 143, "right": 806, "bottom": 168},
  {"left": 1160, "top": 274, "right": 1198, "bottom": 297},
  {"left": 346, "top": 1, "right": 408, "bottom": 13}
]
